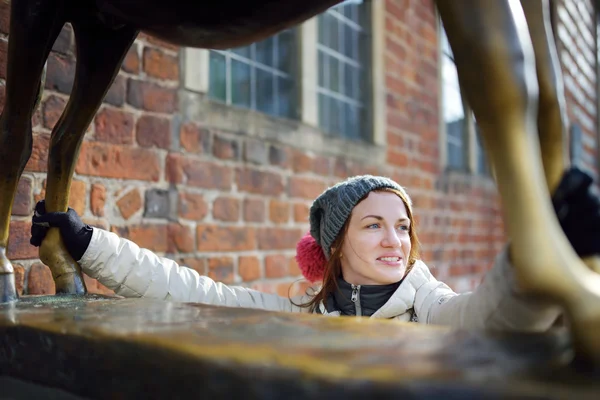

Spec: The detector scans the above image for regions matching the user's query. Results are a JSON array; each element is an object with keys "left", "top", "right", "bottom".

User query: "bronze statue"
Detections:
[{"left": 0, "top": 0, "right": 599, "bottom": 371}]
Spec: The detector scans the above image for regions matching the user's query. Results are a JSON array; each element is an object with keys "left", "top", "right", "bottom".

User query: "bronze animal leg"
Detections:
[
  {"left": 520, "top": 0, "right": 600, "bottom": 275},
  {"left": 520, "top": 0, "right": 569, "bottom": 194},
  {"left": 38, "top": 15, "right": 138, "bottom": 294},
  {"left": 0, "top": 0, "right": 66, "bottom": 302},
  {"left": 435, "top": 0, "right": 600, "bottom": 361}
]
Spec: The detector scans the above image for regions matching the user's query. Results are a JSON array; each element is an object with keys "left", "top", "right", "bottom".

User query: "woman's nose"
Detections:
[{"left": 382, "top": 229, "right": 401, "bottom": 247}]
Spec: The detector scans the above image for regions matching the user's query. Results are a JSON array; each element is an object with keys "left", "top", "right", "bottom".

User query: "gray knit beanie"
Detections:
[{"left": 309, "top": 175, "right": 412, "bottom": 259}]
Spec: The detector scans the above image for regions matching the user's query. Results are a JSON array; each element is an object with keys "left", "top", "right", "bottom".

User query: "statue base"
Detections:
[{"left": 1, "top": 294, "right": 599, "bottom": 399}]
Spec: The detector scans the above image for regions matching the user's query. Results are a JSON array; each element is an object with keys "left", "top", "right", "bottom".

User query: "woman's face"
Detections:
[{"left": 339, "top": 191, "right": 412, "bottom": 286}]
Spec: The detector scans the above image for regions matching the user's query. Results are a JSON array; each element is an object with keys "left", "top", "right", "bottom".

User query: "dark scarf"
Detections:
[{"left": 324, "top": 277, "right": 402, "bottom": 317}]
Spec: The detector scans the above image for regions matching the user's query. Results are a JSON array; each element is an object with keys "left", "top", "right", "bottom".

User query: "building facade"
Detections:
[{"left": 1, "top": 0, "right": 598, "bottom": 297}]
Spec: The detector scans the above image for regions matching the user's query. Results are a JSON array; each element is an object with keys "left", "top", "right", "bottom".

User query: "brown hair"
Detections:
[{"left": 296, "top": 187, "right": 420, "bottom": 313}]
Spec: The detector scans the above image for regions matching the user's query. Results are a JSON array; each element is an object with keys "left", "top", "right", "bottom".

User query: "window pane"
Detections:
[
  {"left": 317, "top": 1, "right": 368, "bottom": 139},
  {"left": 232, "top": 45, "right": 251, "bottom": 59},
  {"left": 276, "top": 30, "right": 294, "bottom": 73},
  {"left": 256, "top": 68, "right": 274, "bottom": 115},
  {"left": 255, "top": 36, "right": 274, "bottom": 67},
  {"left": 319, "top": 93, "right": 330, "bottom": 133},
  {"left": 208, "top": 30, "right": 298, "bottom": 120},
  {"left": 277, "top": 77, "right": 295, "bottom": 118},
  {"left": 329, "top": 57, "right": 340, "bottom": 93},
  {"left": 231, "top": 59, "right": 251, "bottom": 108},
  {"left": 208, "top": 51, "right": 227, "bottom": 102}
]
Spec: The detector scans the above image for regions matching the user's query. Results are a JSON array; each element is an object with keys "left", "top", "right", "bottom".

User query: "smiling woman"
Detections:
[{"left": 28, "top": 173, "right": 596, "bottom": 331}]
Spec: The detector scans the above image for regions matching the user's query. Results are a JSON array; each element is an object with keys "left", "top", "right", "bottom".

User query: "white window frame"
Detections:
[{"left": 182, "top": 0, "right": 386, "bottom": 146}]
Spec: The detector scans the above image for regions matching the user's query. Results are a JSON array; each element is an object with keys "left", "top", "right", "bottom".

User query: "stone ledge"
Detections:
[{"left": 1, "top": 294, "right": 599, "bottom": 399}]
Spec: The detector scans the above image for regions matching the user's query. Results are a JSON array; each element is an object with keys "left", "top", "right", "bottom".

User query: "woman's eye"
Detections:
[
  {"left": 397, "top": 225, "right": 409, "bottom": 231},
  {"left": 366, "top": 223, "right": 380, "bottom": 229}
]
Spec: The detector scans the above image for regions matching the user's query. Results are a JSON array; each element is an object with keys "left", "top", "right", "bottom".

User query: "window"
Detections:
[
  {"left": 440, "top": 22, "right": 489, "bottom": 175},
  {"left": 317, "top": 0, "right": 371, "bottom": 140},
  {"left": 208, "top": 29, "right": 298, "bottom": 119}
]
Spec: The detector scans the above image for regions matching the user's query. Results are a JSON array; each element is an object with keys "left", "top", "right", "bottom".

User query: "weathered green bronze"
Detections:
[{"left": 1, "top": 294, "right": 599, "bottom": 399}]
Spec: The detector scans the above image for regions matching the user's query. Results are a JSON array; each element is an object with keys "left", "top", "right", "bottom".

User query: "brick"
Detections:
[
  {"left": 27, "top": 263, "right": 55, "bottom": 295},
  {"left": 52, "top": 25, "right": 73, "bottom": 55},
  {"left": 13, "top": 264, "right": 25, "bottom": 295},
  {"left": 24, "top": 133, "right": 50, "bottom": 172},
  {"left": 141, "top": 33, "right": 180, "bottom": 51},
  {"left": 269, "top": 199, "right": 289, "bottom": 224},
  {"left": 42, "top": 95, "right": 67, "bottom": 129},
  {"left": 265, "top": 254, "right": 287, "bottom": 278},
  {"left": 243, "top": 139, "right": 268, "bottom": 164},
  {"left": 90, "top": 184, "right": 106, "bottom": 217},
  {"left": 180, "top": 257, "right": 206, "bottom": 275},
  {"left": 112, "top": 224, "right": 168, "bottom": 253},
  {"left": 7, "top": 221, "right": 37, "bottom": 260},
  {"left": 0, "top": 39, "right": 6, "bottom": 80},
  {"left": 291, "top": 150, "right": 312, "bottom": 173},
  {"left": 293, "top": 203, "right": 309, "bottom": 223},
  {"left": 196, "top": 224, "right": 255, "bottom": 251},
  {"left": 288, "top": 176, "right": 327, "bottom": 199},
  {"left": 178, "top": 191, "right": 208, "bottom": 220},
  {"left": 313, "top": 156, "right": 331, "bottom": 175},
  {"left": 238, "top": 256, "right": 261, "bottom": 281},
  {"left": 211, "top": 197, "right": 238, "bottom": 223},
  {"left": 180, "top": 123, "right": 210, "bottom": 154},
  {"left": 143, "top": 47, "right": 179, "bottom": 80},
  {"left": 105, "top": 75, "right": 127, "bottom": 107},
  {"left": 236, "top": 168, "right": 284, "bottom": 196},
  {"left": 122, "top": 44, "right": 140, "bottom": 74},
  {"left": 69, "top": 180, "right": 86, "bottom": 216},
  {"left": 94, "top": 108, "right": 135, "bottom": 144},
  {"left": 0, "top": 85, "right": 4, "bottom": 110},
  {"left": 243, "top": 198, "right": 265, "bottom": 222},
  {"left": 12, "top": 176, "right": 33, "bottom": 216},
  {"left": 269, "top": 145, "right": 290, "bottom": 168},
  {"left": 76, "top": 142, "right": 160, "bottom": 181},
  {"left": 288, "top": 257, "right": 301, "bottom": 276},
  {"left": 116, "top": 188, "right": 142, "bottom": 220},
  {"left": 257, "top": 227, "right": 303, "bottom": 250},
  {"left": 166, "top": 154, "right": 233, "bottom": 189},
  {"left": 45, "top": 53, "right": 75, "bottom": 94},
  {"left": 136, "top": 115, "right": 171, "bottom": 149},
  {"left": 0, "top": 1, "right": 9, "bottom": 35},
  {"left": 387, "top": 149, "right": 409, "bottom": 167},
  {"left": 207, "top": 256, "right": 234, "bottom": 284},
  {"left": 213, "top": 135, "right": 240, "bottom": 160},
  {"left": 167, "top": 223, "right": 194, "bottom": 253},
  {"left": 144, "top": 188, "right": 171, "bottom": 219},
  {"left": 127, "top": 79, "right": 177, "bottom": 113}
]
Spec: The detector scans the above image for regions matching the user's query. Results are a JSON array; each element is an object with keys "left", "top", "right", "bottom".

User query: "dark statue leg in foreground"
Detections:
[
  {"left": 0, "top": 0, "right": 66, "bottom": 302},
  {"left": 38, "top": 10, "right": 138, "bottom": 295},
  {"left": 435, "top": 0, "right": 600, "bottom": 361}
]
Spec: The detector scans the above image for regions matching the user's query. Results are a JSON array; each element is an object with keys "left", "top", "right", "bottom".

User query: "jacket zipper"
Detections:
[{"left": 351, "top": 284, "right": 362, "bottom": 316}]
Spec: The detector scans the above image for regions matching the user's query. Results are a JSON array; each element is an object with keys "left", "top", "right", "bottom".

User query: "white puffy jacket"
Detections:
[{"left": 80, "top": 228, "right": 562, "bottom": 331}]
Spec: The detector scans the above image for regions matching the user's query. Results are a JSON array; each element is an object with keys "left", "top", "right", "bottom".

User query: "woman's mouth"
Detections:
[{"left": 376, "top": 256, "right": 403, "bottom": 266}]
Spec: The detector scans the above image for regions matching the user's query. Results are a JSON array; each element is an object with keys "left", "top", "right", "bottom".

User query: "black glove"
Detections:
[
  {"left": 552, "top": 166, "right": 600, "bottom": 258},
  {"left": 30, "top": 200, "right": 93, "bottom": 261}
]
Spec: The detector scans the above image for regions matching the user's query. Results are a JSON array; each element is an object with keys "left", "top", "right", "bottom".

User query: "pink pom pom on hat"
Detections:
[{"left": 295, "top": 231, "right": 327, "bottom": 283}]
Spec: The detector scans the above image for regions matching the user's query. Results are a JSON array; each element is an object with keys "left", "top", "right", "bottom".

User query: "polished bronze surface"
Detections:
[
  {"left": 435, "top": 0, "right": 600, "bottom": 362},
  {"left": 1, "top": 295, "right": 599, "bottom": 399}
]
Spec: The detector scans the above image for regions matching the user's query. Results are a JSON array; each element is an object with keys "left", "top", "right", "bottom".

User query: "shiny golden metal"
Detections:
[{"left": 435, "top": 0, "right": 600, "bottom": 361}]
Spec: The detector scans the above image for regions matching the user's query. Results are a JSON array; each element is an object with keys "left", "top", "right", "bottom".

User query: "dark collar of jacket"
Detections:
[{"left": 324, "top": 276, "right": 402, "bottom": 317}]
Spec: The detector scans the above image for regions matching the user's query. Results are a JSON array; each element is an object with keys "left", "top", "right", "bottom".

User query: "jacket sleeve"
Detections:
[
  {"left": 414, "top": 246, "right": 563, "bottom": 331},
  {"left": 79, "top": 228, "right": 307, "bottom": 313}
]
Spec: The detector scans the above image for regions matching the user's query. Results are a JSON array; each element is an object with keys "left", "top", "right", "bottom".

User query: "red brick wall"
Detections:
[
  {"left": 0, "top": 0, "right": 596, "bottom": 297},
  {"left": 555, "top": 0, "right": 599, "bottom": 175}
]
